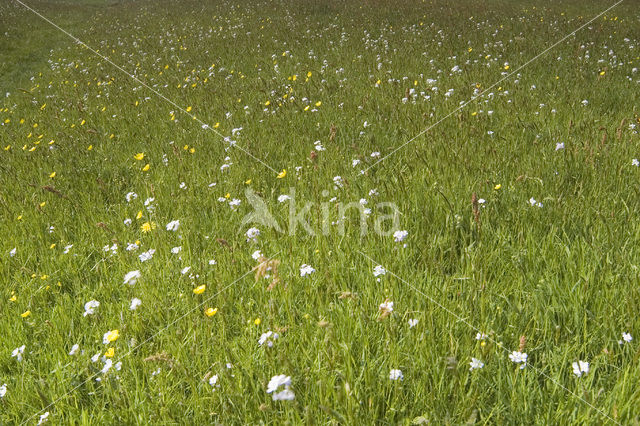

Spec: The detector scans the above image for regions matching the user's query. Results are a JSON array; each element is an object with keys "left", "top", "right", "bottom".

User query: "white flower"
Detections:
[
  {"left": 572, "top": 360, "right": 589, "bottom": 377},
  {"left": 267, "top": 375, "right": 292, "bottom": 393},
  {"left": 469, "top": 358, "right": 484, "bottom": 371},
  {"left": 352, "top": 159, "right": 361, "bottom": 167},
  {"left": 69, "top": 344, "right": 80, "bottom": 356},
  {"left": 278, "top": 194, "right": 291, "bottom": 203},
  {"left": 0, "top": 383, "right": 6, "bottom": 399},
  {"left": 393, "top": 230, "right": 408, "bottom": 242},
  {"left": 389, "top": 369, "right": 403, "bottom": 381},
  {"left": 138, "top": 249, "right": 155, "bottom": 262},
  {"left": 9, "top": 247, "right": 16, "bottom": 257},
  {"left": 166, "top": 220, "right": 180, "bottom": 231},
  {"left": 373, "top": 265, "right": 387, "bottom": 277},
  {"left": 259, "top": 331, "right": 279, "bottom": 347},
  {"left": 171, "top": 246, "right": 182, "bottom": 254},
  {"left": 180, "top": 266, "right": 191, "bottom": 275},
  {"left": 209, "top": 259, "right": 217, "bottom": 265},
  {"left": 84, "top": 300, "right": 100, "bottom": 317},
  {"left": 246, "top": 227, "right": 260, "bottom": 242},
  {"left": 123, "top": 270, "right": 141, "bottom": 285},
  {"left": 101, "top": 359, "right": 113, "bottom": 374},
  {"left": 229, "top": 199, "right": 241, "bottom": 209},
  {"left": 509, "top": 351, "right": 528, "bottom": 369},
  {"left": 408, "top": 319, "right": 419, "bottom": 328},
  {"left": 581, "top": 99, "right": 589, "bottom": 106},
  {"left": 252, "top": 250, "right": 263, "bottom": 261},
  {"left": 11, "top": 345, "right": 25, "bottom": 362},
  {"left": 475, "top": 332, "right": 487, "bottom": 340},
  {"left": 91, "top": 352, "right": 101, "bottom": 363},
  {"left": 555, "top": 142, "right": 565, "bottom": 151},
  {"left": 63, "top": 244, "right": 73, "bottom": 254},
  {"left": 130, "top": 298, "right": 142, "bottom": 310},
  {"left": 272, "top": 389, "right": 295, "bottom": 400},
  {"left": 209, "top": 375, "right": 219, "bottom": 388},
  {"left": 126, "top": 242, "right": 139, "bottom": 251},
  {"left": 633, "top": 159, "right": 639, "bottom": 167},
  {"left": 37, "top": 412, "right": 49, "bottom": 425},
  {"left": 623, "top": 332, "right": 633, "bottom": 342},
  {"left": 123, "top": 218, "right": 132, "bottom": 226},
  {"left": 125, "top": 192, "right": 137, "bottom": 202},
  {"left": 379, "top": 300, "right": 394, "bottom": 314},
  {"left": 528, "top": 197, "right": 543, "bottom": 208},
  {"left": 300, "top": 264, "right": 316, "bottom": 277}
]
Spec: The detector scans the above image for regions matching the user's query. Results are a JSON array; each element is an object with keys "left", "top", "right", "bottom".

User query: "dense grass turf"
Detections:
[{"left": 1, "top": 0, "right": 640, "bottom": 423}]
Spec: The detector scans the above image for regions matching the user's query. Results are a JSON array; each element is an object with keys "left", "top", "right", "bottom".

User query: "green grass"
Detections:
[{"left": 1, "top": 0, "right": 640, "bottom": 423}]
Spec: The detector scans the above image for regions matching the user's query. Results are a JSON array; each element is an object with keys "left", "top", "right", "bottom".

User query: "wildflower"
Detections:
[
  {"left": 138, "top": 248, "right": 156, "bottom": 262},
  {"left": 101, "top": 359, "right": 113, "bottom": 374},
  {"left": 130, "top": 298, "right": 142, "bottom": 310},
  {"left": 11, "top": 345, "right": 25, "bottom": 362},
  {"left": 469, "top": 358, "right": 484, "bottom": 371},
  {"left": 528, "top": 197, "right": 543, "bottom": 208},
  {"left": 104, "top": 347, "right": 115, "bottom": 358},
  {"left": 259, "top": 331, "right": 279, "bottom": 347},
  {"left": 254, "top": 318, "right": 261, "bottom": 325},
  {"left": 389, "top": 369, "right": 403, "bottom": 381},
  {"left": 84, "top": 300, "right": 100, "bottom": 316},
  {"left": 171, "top": 246, "right": 182, "bottom": 254},
  {"left": 509, "top": 351, "right": 528, "bottom": 369},
  {"left": 208, "top": 375, "right": 219, "bottom": 388},
  {"left": 379, "top": 299, "right": 394, "bottom": 319},
  {"left": 124, "top": 218, "right": 132, "bottom": 226},
  {"left": 140, "top": 222, "right": 156, "bottom": 233},
  {"left": 300, "top": 264, "right": 316, "bottom": 277},
  {"left": 209, "top": 259, "right": 217, "bottom": 265},
  {"left": 278, "top": 194, "right": 291, "bottom": 203},
  {"left": 622, "top": 332, "right": 633, "bottom": 343},
  {"left": 166, "top": 220, "right": 180, "bottom": 231},
  {"left": 277, "top": 169, "right": 287, "bottom": 178},
  {"left": 246, "top": 227, "right": 260, "bottom": 242},
  {"left": 393, "top": 230, "right": 408, "bottom": 242},
  {"left": 267, "top": 374, "right": 293, "bottom": 400},
  {"left": 373, "top": 265, "right": 387, "bottom": 277},
  {"left": 572, "top": 360, "right": 589, "bottom": 377},
  {"left": 134, "top": 153, "right": 144, "bottom": 161},
  {"left": 21, "top": 310, "right": 31, "bottom": 318},
  {"left": 633, "top": 159, "right": 639, "bottom": 167},
  {"left": 69, "top": 344, "right": 80, "bottom": 356},
  {"left": 181, "top": 266, "right": 191, "bottom": 275},
  {"left": 0, "top": 384, "right": 6, "bottom": 399},
  {"left": 103, "top": 329, "right": 120, "bottom": 344},
  {"left": 37, "top": 412, "right": 49, "bottom": 425},
  {"left": 475, "top": 332, "right": 487, "bottom": 340},
  {"left": 252, "top": 250, "right": 263, "bottom": 261},
  {"left": 125, "top": 192, "right": 137, "bottom": 202},
  {"left": 193, "top": 284, "right": 206, "bottom": 295},
  {"left": 494, "top": 184, "right": 501, "bottom": 190},
  {"left": 123, "top": 270, "right": 141, "bottom": 285},
  {"left": 555, "top": 142, "right": 565, "bottom": 151},
  {"left": 205, "top": 307, "right": 218, "bottom": 317},
  {"left": 408, "top": 319, "right": 418, "bottom": 328},
  {"left": 63, "top": 244, "right": 73, "bottom": 254},
  {"left": 9, "top": 247, "right": 16, "bottom": 257}
]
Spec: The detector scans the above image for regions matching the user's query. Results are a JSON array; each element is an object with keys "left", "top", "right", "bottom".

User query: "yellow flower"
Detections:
[
  {"left": 105, "top": 347, "right": 115, "bottom": 358},
  {"left": 50, "top": 243, "right": 56, "bottom": 249},
  {"left": 245, "top": 179, "right": 252, "bottom": 185},
  {"left": 214, "top": 122, "right": 220, "bottom": 128},
  {"left": 205, "top": 307, "right": 218, "bottom": 317},
  {"left": 49, "top": 171, "right": 56, "bottom": 178},
  {"left": 599, "top": 70, "right": 606, "bottom": 76},
  {"left": 315, "top": 101, "right": 322, "bottom": 107},
  {"left": 21, "top": 310, "right": 31, "bottom": 318},
  {"left": 504, "top": 65, "right": 510, "bottom": 70},
  {"left": 140, "top": 222, "right": 155, "bottom": 233},
  {"left": 277, "top": 169, "right": 287, "bottom": 179},
  {"left": 9, "top": 294, "right": 17, "bottom": 302},
  {"left": 307, "top": 71, "right": 312, "bottom": 78},
  {"left": 136, "top": 210, "right": 143, "bottom": 220},
  {"left": 193, "top": 285, "right": 206, "bottom": 295},
  {"left": 186, "top": 106, "right": 192, "bottom": 112},
  {"left": 264, "top": 100, "right": 271, "bottom": 106},
  {"left": 39, "top": 201, "right": 46, "bottom": 208},
  {"left": 494, "top": 184, "right": 501, "bottom": 190},
  {"left": 105, "top": 329, "right": 119, "bottom": 343},
  {"left": 142, "top": 164, "right": 150, "bottom": 172},
  {"left": 87, "top": 145, "right": 93, "bottom": 151},
  {"left": 254, "top": 318, "right": 261, "bottom": 325},
  {"left": 134, "top": 152, "right": 145, "bottom": 161}
]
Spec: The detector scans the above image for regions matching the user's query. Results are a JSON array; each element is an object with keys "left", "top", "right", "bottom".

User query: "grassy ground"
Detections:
[{"left": 1, "top": 0, "right": 640, "bottom": 423}]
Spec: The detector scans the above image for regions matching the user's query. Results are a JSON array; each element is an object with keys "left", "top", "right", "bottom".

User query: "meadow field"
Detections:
[{"left": 1, "top": 0, "right": 640, "bottom": 423}]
